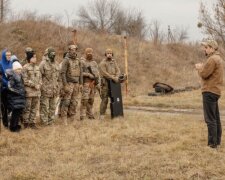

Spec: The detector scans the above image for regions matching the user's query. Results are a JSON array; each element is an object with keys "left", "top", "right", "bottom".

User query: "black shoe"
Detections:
[
  {"left": 3, "top": 123, "right": 9, "bottom": 129},
  {"left": 209, "top": 144, "right": 217, "bottom": 149},
  {"left": 80, "top": 116, "right": 84, "bottom": 121},
  {"left": 17, "top": 125, "right": 21, "bottom": 131},
  {"left": 88, "top": 116, "right": 95, "bottom": 120},
  {"left": 29, "top": 123, "right": 38, "bottom": 130},
  {"left": 10, "top": 125, "right": 21, "bottom": 133},
  {"left": 23, "top": 123, "right": 29, "bottom": 128}
]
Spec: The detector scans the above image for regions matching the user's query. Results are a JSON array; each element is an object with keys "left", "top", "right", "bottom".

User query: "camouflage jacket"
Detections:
[
  {"left": 60, "top": 56, "right": 83, "bottom": 85},
  {"left": 39, "top": 57, "right": 61, "bottom": 97},
  {"left": 81, "top": 58, "right": 100, "bottom": 84},
  {"left": 22, "top": 63, "right": 42, "bottom": 97},
  {"left": 99, "top": 58, "right": 120, "bottom": 80}
]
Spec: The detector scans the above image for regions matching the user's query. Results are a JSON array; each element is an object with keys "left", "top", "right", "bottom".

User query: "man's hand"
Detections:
[
  {"left": 88, "top": 73, "right": 95, "bottom": 79},
  {"left": 195, "top": 63, "right": 203, "bottom": 70},
  {"left": 112, "top": 76, "right": 119, "bottom": 83}
]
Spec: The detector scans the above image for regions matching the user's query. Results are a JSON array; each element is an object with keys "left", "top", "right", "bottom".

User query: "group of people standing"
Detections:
[{"left": 0, "top": 44, "right": 122, "bottom": 132}]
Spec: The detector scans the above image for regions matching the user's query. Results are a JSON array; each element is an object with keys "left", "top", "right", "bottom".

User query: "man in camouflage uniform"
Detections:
[
  {"left": 60, "top": 44, "right": 83, "bottom": 123},
  {"left": 20, "top": 47, "right": 35, "bottom": 66},
  {"left": 80, "top": 48, "right": 100, "bottom": 120},
  {"left": 39, "top": 47, "right": 60, "bottom": 125},
  {"left": 22, "top": 52, "right": 42, "bottom": 129},
  {"left": 99, "top": 48, "right": 120, "bottom": 119}
]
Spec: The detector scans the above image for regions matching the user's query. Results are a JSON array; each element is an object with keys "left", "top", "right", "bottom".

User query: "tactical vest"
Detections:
[
  {"left": 66, "top": 57, "right": 81, "bottom": 83},
  {"left": 82, "top": 59, "right": 99, "bottom": 83},
  {"left": 67, "top": 58, "right": 80, "bottom": 77}
]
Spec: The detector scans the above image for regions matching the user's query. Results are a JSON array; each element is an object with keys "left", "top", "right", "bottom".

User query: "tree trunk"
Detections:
[{"left": 0, "top": 0, "right": 3, "bottom": 23}]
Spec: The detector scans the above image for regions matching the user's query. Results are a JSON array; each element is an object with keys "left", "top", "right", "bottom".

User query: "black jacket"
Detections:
[{"left": 6, "top": 70, "right": 26, "bottom": 110}]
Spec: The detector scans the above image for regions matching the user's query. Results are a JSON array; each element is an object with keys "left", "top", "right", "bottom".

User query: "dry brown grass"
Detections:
[
  {"left": 124, "top": 89, "right": 225, "bottom": 110},
  {"left": 1, "top": 110, "right": 225, "bottom": 179}
]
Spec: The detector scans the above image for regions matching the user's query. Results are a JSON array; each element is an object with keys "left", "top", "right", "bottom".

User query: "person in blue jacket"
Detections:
[{"left": 0, "top": 49, "right": 13, "bottom": 128}]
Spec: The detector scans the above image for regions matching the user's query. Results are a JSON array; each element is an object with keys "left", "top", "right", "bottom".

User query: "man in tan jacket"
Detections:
[
  {"left": 195, "top": 39, "right": 224, "bottom": 148},
  {"left": 99, "top": 49, "right": 120, "bottom": 120}
]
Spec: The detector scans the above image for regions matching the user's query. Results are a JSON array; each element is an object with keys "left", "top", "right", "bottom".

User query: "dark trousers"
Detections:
[
  {"left": 10, "top": 108, "right": 23, "bottom": 131},
  {"left": 202, "top": 92, "right": 222, "bottom": 146},
  {"left": 1, "top": 89, "right": 8, "bottom": 128}
]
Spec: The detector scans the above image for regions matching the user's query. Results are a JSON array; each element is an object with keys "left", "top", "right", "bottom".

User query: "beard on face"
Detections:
[
  {"left": 86, "top": 54, "right": 93, "bottom": 60},
  {"left": 107, "top": 55, "right": 112, "bottom": 59},
  {"left": 69, "top": 51, "right": 77, "bottom": 59}
]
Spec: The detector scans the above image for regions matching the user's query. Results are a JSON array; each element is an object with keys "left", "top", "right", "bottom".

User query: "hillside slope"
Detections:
[{"left": 0, "top": 20, "right": 203, "bottom": 95}]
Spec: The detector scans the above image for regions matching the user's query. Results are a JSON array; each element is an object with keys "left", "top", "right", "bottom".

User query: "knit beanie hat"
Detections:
[
  {"left": 12, "top": 61, "right": 23, "bottom": 70},
  {"left": 26, "top": 51, "right": 35, "bottom": 62},
  {"left": 11, "top": 55, "right": 18, "bottom": 61}
]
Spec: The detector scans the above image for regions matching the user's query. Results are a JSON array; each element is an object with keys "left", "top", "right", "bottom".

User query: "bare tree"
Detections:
[
  {"left": 168, "top": 26, "right": 189, "bottom": 43},
  {"left": 77, "top": 0, "right": 121, "bottom": 33},
  {"left": 149, "top": 20, "right": 164, "bottom": 45},
  {"left": 125, "top": 10, "right": 147, "bottom": 39},
  {"left": 112, "top": 10, "right": 126, "bottom": 35},
  {"left": 176, "top": 27, "right": 189, "bottom": 42},
  {"left": 0, "top": 0, "right": 10, "bottom": 22},
  {"left": 198, "top": 0, "right": 225, "bottom": 47},
  {"left": 76, "top": 0, "right": 147, "bottom": 39}
]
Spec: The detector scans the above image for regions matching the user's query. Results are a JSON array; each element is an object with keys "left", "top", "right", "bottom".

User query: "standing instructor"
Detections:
[{"left": 195, "top": 39, "right": 224, "bottom": 148}]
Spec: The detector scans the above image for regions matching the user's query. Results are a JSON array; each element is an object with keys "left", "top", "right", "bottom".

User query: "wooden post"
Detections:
[
  {"left": 124, "top": 36, "right": 128, "bottom": 96},
  {"left": 72, "top": 29, "right": 77, "bottom": 45}
]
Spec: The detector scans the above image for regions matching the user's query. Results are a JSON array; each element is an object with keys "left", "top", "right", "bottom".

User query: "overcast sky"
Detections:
[{"left": 11, "top": 0, "right": 214, "bottom": 41}]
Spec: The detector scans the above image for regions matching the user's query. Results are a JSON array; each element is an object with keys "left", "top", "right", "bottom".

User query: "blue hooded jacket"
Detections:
[{"left": 0, "top": 49, "right": 13, "bottom": 89}]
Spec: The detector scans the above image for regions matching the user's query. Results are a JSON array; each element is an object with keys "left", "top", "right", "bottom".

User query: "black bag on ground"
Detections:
[{"left": 153, "top": 82, "right": 174, "bottom": 94}]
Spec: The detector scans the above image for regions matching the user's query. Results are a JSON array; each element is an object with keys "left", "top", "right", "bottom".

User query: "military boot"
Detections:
[
  {"left": 88, "top": 115, "right": 95, "bottom": 120},
  {"left": 29, "top": 123, "right": 38, "bottom": 130},
  {"left": 23, "top": 123, "right": 29, "bottom": 129}
]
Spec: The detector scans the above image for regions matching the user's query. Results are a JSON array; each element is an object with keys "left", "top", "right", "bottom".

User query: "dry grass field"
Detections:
[
  {"left": 124, "top": 89, "right": 225, "bottom": 110},
  {"left": 1, "top": 91, "right": 225, "bottom": 180}
]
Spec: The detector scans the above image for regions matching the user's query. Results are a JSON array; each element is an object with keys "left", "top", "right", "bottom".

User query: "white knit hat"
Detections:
[
  {"left": 11, "top": 55, "right": 18, "bottom": 61},
  {"left": 12, "top": 61, "right": 22, "bottom": 70}
]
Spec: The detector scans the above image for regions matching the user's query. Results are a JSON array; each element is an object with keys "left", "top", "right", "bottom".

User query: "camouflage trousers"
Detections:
[
  {"left": 60, "top": 82, "right": 80, "bottom": 118},
  {"left": 80, "top": 82, "right": 95, "bottom": 119},
  {"left": 23, "top": 97, "right": 39, "bottom": 124},
  {"left": 100, "top": 82, "right": 109, "bottom": 115},
  {"left": 40, "top": 96, "right": 57, "bottom": 125}
]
